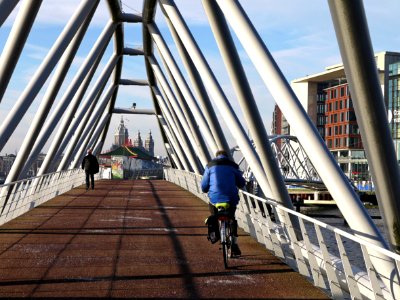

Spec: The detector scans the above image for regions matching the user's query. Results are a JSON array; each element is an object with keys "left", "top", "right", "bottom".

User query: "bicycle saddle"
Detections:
[{"left": 215, "top": 202, "right": 230, "bottom": 210}]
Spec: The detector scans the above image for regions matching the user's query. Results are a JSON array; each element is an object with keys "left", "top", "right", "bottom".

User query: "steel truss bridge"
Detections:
[{"left": 1, "top": 1, "right": 400, "bottom": 299}]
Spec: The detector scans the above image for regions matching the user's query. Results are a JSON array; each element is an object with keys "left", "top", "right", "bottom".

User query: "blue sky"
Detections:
[{"left": 0, "top": 0, "right": 399, "bottom": 157}]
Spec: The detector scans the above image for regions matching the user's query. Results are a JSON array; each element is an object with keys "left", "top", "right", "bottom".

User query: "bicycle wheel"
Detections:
[{"left": 221, "top": 221, "right": 229, "bottom": 269}]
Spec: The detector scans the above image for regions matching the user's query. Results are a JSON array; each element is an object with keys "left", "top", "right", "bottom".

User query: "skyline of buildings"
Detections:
[
  {"left": 0, "top": 117, "right": 157, "bottom": 183},
  {"left": 272, "top": 51, "right": 400, "bottom": 185},
  {"left": 110, "top": 116, "right": 155, "bottom": 157}
]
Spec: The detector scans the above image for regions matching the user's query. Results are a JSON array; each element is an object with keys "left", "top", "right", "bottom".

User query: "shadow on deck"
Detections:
[{"left": 0, "top": 180, "right": 328, "bottom": 299}]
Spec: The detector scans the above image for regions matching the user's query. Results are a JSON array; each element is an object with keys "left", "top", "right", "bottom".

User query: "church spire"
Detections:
[
  {"left": 145, "top": 130, "right": 154, "bottom": 156},
  {"left": 133, "top": 130, "right": 143, "bottom": 148},
  {"left": 114, "top": 116, "right": 129, "bottom": 147}
]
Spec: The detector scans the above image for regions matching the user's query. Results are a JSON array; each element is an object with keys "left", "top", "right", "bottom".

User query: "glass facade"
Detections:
[{"left": 388, "top": 61, "right": 400, "bottom": 162}]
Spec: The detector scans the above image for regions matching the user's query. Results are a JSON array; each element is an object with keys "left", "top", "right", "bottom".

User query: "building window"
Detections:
[
  {"left": 335, "top": 138, "right": 340, "bottom": 147},
  {"left": 348, "top": 111, "right": 356, "bottom": 121},
  {"left": 349, "top": 124, "right": 359, "bottom": 134}
]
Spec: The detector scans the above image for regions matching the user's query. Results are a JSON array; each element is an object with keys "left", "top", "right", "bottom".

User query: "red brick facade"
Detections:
[{"left": 324, "top": 84, "right": 363, "bottom": 150}]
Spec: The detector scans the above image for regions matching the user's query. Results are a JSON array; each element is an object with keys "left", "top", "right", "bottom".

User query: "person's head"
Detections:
[
  {"left": 87, "top": 149, "right": 93, "bottom": 155},
  {"left": 215, "top": 149, "right": 228, "bottom": 157}
]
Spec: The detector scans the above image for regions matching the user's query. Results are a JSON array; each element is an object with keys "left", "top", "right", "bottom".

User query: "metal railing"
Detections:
[
  {"left": 164, "top": 168, "right": 400, "bottom": 300},
  {"left": 0, "top": 168, "right": 90, "bottom": 226}
]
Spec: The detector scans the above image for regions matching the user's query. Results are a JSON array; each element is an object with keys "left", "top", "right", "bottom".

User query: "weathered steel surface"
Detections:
[{"left": 0, "top": 180, "right": 328, "bottom": 298}]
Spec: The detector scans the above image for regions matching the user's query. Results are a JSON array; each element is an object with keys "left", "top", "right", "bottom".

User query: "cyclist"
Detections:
[{"left": 201, "top": 149, "right": 246, "bottom": 256}]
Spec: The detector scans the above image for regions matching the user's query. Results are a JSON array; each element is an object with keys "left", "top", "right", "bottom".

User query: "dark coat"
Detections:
[
  {"left": 201, "top": 155, "right": 245, "bottom": 205},
  {"left": 81, "top": 154, "right": 99, "bottom": 174}
]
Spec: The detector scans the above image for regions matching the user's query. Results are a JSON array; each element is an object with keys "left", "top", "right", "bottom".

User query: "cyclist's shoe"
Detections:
[{"left": 231, "top": 244, "right": 241, "bottom": 257}]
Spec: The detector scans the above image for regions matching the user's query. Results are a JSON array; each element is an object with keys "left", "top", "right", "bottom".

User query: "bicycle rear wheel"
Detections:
[
  {"left": 221, "top": 221, "right": 230, "bottom": 269},
  {"left": 222, "top": 241, "right": 229, "bottom": 269}
]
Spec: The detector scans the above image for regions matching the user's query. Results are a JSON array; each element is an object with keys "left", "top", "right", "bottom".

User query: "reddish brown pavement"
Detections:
[{"left": 0, "top": 180, "right": 329, "bottom": 299}]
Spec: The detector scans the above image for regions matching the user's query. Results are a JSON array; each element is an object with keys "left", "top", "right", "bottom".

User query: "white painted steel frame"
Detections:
[
  {"left": 159, "top": 54, "right": 210, "bottom": 168},
  {"left": 152, "top": 85, "right": 191, "bottom": 171},
  {"left": 328, "top": 0, "right": 400, "bottom": 254},
  {"left": 69, "top": 84, "right": 117, "bottom": 169},
  {"left": 0, "top": 0, "right": 42, "bottom": 103},
  {"left": 56, "top": 55, "right": 119, "bottom": 171},
  {"left": 157, "top": 115, "right": 183, "bottom": 170},
  {"left": 214, "top": 1, "right": 399, "bottom": 296},
  {"left": 162, "top": 16, "right": 230, "bottom": 156},
  {"left": 202, "top": 0, "right": 294, "bottom": 211},
  {"left": 4, "top": 4, "right": 97, "bottom": 184},
  {"left": 0, "top": 1, "right": 399, "bottom": 297},
  {"left": 150, "top": 56, "right": 202, "bottom": 174},
  {"left": 214, "top": 0, "right": 388, "bottom": 250},
  {"left": 20, "top": 20, "right": 116, "bottom": 178},
  {"left": 90, "top": 112, "right": 112, "bottom": 156},
  {"left": 148, "top": 23, "right": 216, "bottom": 159},
  {"left": 159, "top": 0, "right": 274, "bottom": 200},
  {"left": 0, "top": 0, "right": 98, "bottom": 152}
]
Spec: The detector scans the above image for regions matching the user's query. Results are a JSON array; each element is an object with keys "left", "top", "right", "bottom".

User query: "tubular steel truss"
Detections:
[
  {"left": 0, "top": 0, "right": 399, "bottom": 297},
  {"left": 233, "top": 135, "right": 323, "bottom": 189}
]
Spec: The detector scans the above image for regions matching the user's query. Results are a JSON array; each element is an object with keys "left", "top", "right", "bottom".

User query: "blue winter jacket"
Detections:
[{"left": 201, "top": 155, "right": 246, "bottom": 205}]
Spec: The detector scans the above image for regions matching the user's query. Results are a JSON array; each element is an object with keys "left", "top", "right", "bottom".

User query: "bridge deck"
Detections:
[{"left": 0, "top": 180, "right": 328, "bottom": 299}]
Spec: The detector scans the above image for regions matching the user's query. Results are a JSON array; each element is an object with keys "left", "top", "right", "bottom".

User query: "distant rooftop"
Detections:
[{"left": 292, "top": 51, "right": 399, "bottom": 83}]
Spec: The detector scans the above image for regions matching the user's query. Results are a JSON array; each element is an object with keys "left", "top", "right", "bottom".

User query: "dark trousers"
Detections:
[
  {"left": 208, "top": 203, "right": 238, "bottom": 237},
  {"left": 85, "top": 171, "right": 94, "bottom": 189}
]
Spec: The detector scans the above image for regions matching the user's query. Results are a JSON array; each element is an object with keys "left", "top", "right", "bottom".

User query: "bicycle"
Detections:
[{"left": 215, "top": 202, "right": 233, "bottom": 269}]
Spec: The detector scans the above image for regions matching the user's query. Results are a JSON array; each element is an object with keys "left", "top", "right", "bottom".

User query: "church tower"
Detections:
[
  {"left": 133, "top": 130, "right": 143, "bottom": 148},
  {"left": 114, "top": 116, "right": 129, "bottom": 147},
  {"left": 145, "top": 131, "right": 154, "bottom": 156}
]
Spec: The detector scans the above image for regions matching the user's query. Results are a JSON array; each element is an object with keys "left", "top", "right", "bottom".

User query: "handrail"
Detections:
[
  {"left": 0, "top": 168, "right": 90, "bottom": 226},
  {"left": 164, "top": 167, "right": 400, "bottom": 300},
  {"left": 246, "top": 189, "right": 400, "bottom": 264}
]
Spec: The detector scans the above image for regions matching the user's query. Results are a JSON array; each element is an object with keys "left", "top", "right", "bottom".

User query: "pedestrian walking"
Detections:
[{"left": 81, "top": 149, "right": 99, "bottom": 190}]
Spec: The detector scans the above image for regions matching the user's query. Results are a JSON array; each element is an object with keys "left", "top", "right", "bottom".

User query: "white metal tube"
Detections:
[
  {"left": 163, "top": 17, "right": 229, "bottom": 155},
  {"left": 159, "top": 0, "right": 273, "bottom": 196},
  {"left": 30, "top": 22, "right": 115, "bottom": 177},
  {"left": 215, "top": 0, "right": 394, "bottom": 279},
  {"left": 0, "top": 0, "right": 42, "bottom": 103},
  {"left": 157, "top": 115, "right": 183, "bottom": 170},
  {"left": 8, "top": 5, "right": 96, "bottom": 182},
  {"left": 159, "top": 54, "right": 211, "bottom": 167},
  {"left": 88, "top": 112, "right": 110, "bottom": 155},
  {"left": 112, "top": 108, "right": 155, "bottom": 115},
  {"left": 153, "top": 86, "right": 191, "bottom": 171},
  {"left": 149, "top": 56, "right": 202, "bottom": 173},
  {"left": 154, "top": 86, "right": 195, "bottom": 172},
  {"left": 57, "top": 55, "right": 118, "bottom": 171},
  {"left": 0, "top": 0, "right": 98, "bottom": 152},
  {"left": 216, "top": 0, "right": 385, "bottom": 246},
  {"left": 70, "top": 85, "right": 116, "bottom": 169},
  {"left": 202, "top": 0, "right": 294, "bottom": 209},
  {"left": 148, "top": 23, "right": 218, "bottom": 156}
]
